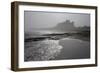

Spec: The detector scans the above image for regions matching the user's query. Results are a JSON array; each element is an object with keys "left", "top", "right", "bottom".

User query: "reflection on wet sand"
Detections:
[{"left": 24, "top": 39, "right": 62, "bottom": 61}]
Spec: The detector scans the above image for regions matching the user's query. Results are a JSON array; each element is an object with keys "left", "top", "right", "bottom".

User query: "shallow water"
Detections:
[{"left": 24, "top": 36, "right": 90, "bottom": 61}]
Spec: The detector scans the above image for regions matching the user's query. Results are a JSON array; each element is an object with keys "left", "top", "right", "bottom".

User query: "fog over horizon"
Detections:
[{"left": 24, "top": 11, "right": 90, "bottom": 32}]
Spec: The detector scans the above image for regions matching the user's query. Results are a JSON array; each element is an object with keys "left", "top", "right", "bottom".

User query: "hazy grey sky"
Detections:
[{"left": 24, "top": 11, "right": 90, "bottom": 32}]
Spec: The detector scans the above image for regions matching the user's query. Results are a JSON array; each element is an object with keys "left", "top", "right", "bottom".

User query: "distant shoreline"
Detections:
[{"left": 25, "top": 31, "right": 90, "bottom": 42}]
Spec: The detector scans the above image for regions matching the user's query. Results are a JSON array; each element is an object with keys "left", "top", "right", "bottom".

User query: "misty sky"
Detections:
[{"left": 24, "top": 11, "right": 90, "bottom": 32}]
